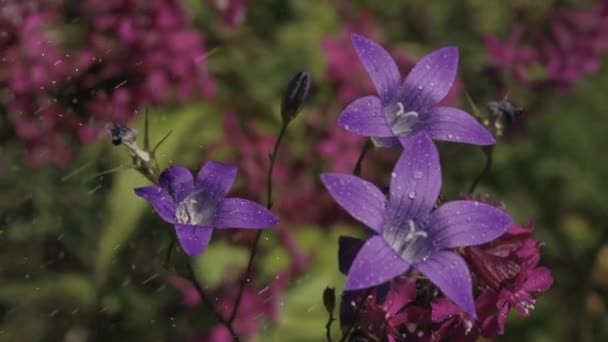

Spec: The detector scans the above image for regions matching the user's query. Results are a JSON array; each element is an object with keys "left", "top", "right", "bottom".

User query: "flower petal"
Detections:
[
  {"left": 134, "top": 186, "right": 176, "bottom": 223},
  {"left": 213, "top": 198, "right": 278, "bottom": 229},
  {"left": 321, "top": 173, "right": 387, "bottom": 233},
  {"left": 427, "top": 201, "right": 512, "bottom": 249},
  {"left": 174, "top": 224, "right": 213, "bottom": 257},
  {"left": 195, "top": 160, "right": 237, "bottom": 205},
  {"left": 338, "top": 96, "right": 394, "bottom": 137},
  {"left": 338, "top": 236, "right": 366, "bottom": 274},
  {"left": 351, "top": 33, "right": 401, "bottom": 104},
  {"left": 345, "top": 236, "right": 410, "bottom": 290},
  {"left": 415, "top": 251, "right": 476, "bottom": 318},
  {"left": 522, "top": 267, "right": 553, "bottom": 292},
  {"left": 160, "top": 166, "right": 194, "bottom": 202},
  {"left": 425, "top": 106, "right": 495, "bottom": 145},
  {"left": 400, "top": 47, "right": 459, "bottom": 111},
  {"left": 388, "top": 133, "right": 441, "bottom": 221}
]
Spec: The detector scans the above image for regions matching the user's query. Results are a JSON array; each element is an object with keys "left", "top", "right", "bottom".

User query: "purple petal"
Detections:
[
  {"left": 345, "top": 236, "right": 410, "bottom": 290},
  {"left": 415, "top": 251, "right": 476, "bottom": 318},
  {"left": 400, "top": 47, "right": 459, "bottom": 111},
  {"left": 427, "top": 201, "right": 512, "bottom": 249},
  {"left": 351, "top": 34, "right": 401, "bottom": 104},
  {"left": 338, "top": 96, "right": 394, "bottom": 137},
  {"left": 425, "top": 106, "right": 495, "bottom": 145},
  {"left": 321, "top": 173, "right": 387, "bottom": 233},
  {"left": 134, "top": 186, "right": 176, "bottom": 223},
  {"left": 159, "top": 166, "right": 194, "bottom": 203},
  {"left": 388, "top": 133, "right": 441, "bottom": 221},
  {"left": 195, "top": 160, "right": 237, "bottom": 205},
  {"left": 174, "top": 224, "right": 213, "bottom": 257},
  {"left": 213, "top": 198, "right": 278, "bottom": 229},
  {"left": 338, "top": 236, "right": 366, "bottom": 274}
]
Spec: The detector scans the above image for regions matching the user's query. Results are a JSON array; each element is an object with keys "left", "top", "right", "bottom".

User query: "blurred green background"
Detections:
[{"left": 1, "top": 0, "right": 607, "bottom": 341}]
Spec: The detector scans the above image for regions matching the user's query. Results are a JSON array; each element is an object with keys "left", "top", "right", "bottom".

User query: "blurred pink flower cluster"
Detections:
[
  {"left": 207, "top": 0, "right": 251, "bottom": 28},
  {"left": 341, "top": 220, "right": 552, "bottom": 341},
  {"left": 485, "top": 2, "right": 608, "bottom": 91},
  {"left": 170, "top": 273, "right": 288, "bottom": 342},
  {"left": 0, "top": 0, "right": 215, "bottom": 167}
]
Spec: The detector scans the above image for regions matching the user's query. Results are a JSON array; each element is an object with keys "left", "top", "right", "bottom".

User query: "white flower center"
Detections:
[
  {"left": 383, "top": 219, "right": 430, "bottom": 263},
  {"left": 385, "top": 101, "right": 420, "bottom": 136},
  {"left": 175, "top": 194, "right": 215, "bottom": 225}
]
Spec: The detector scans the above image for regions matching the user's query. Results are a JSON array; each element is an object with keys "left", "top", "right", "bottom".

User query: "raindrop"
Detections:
[{"left": 408, "top": 191, "right": 416, "bottom": 199}]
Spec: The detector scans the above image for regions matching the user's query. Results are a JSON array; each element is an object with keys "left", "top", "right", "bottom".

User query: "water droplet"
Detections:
[
  {"left": 391, "top": 171, "right": 397, "bottom": 178},
  {"left": 412, "top": 170, "right": 423, "bottom": 179},
  {"left": 408, "top": 191, "right": 416, "bottom": 199}
]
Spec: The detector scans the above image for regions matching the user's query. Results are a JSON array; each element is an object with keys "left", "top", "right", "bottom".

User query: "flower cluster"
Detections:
[
  {"left": 1, "top": 0, "right": 215, "bottom": 167},
  {"left": 338, "top": 221, "right": 553, "bottom": 341},
  {"left": 321, "top": 34, "right": 552, "bottom": 340},
  {"left": 485, "top": 3, "right": 608, "bottom": 91}
]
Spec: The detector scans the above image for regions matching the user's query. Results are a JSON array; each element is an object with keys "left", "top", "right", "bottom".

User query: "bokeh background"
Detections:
[{"left": 1, "top": 0, "right": 607, "bottom": 341}]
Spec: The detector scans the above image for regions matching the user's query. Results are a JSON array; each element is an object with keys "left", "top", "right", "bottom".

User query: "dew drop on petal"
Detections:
[
  {"left": 412, "top": 170, "right": 423, "bottom": 179},
  {"left": 408, "top": 191, "right": 416, "bottom": 199}
]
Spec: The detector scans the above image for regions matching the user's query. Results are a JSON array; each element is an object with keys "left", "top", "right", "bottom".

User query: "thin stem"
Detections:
[
  {"left": 468, "top": 146, "right": 494, "bottom": 193},
  {"left": 339, "top": 289, "right": 371, "bottom": 342},
  {"left": 228, "top": 123, "right": 288, "bottom": 324},
  {"left": 353, "top": 139, "right": 373, "bottom": 176},
  {"left": 325, "top": 311, "right": 335, "bottom": 342},
  {"left": 162, "top": 236, "right": 176, "bottom": 269},
  {"left": 186, "top": 262, "right": 240, "bottom": 341}
]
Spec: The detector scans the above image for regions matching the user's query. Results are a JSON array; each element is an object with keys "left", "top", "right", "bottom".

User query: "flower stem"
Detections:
[
  {"left": 325, "top": 311, "right": 335, "bottom": 342},
  {"left": 228, "top": 122, "right": 288, "bottom": 324},
  {"left": 353, "top": 139, "right": 373, "bottom": 176},
  {"left": 185, "top": 262, "right": 240, "bottom": 341},
  {"left": 469, "top": 146, "right": 494, "bottom": 193}
]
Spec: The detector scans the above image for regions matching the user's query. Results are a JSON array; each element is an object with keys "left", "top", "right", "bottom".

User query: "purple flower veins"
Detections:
[
  {"left": 339, "top": 34, "right": 495, "bottom": 147},
  {"left": 321, "top": 134, "right": 511, "bottom": 317},
  {"left": 135, "top": 161, "right": 278, "bottom": 256}
]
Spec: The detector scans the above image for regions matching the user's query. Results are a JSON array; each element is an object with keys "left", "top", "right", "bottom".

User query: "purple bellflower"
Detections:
[
  {"left": 321, "top": 134, "right": 511, "bottom": 316},
  {"left": 339, "top": 34, "right": 494, "bottom": 147},
  {"left": 135, "top": 161, "right": 278, "bottom": 256}
]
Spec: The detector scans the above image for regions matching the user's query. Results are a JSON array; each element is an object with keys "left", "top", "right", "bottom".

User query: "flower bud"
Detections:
[
  {"left": 487, "top": 100, "right": 523, "bottom": 124},
  {"left": 323, "top": 286, "right": 336, "bottom": 315},
  {"left": 108, "top": 123, "right": 137, "bottom": 146},
  {"left": 281, "top": 71, "right": 311, "bottom": 124}
]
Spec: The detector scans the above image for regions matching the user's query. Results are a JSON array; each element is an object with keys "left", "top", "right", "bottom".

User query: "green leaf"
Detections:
[{"left": 0, "top": 273, "right": 96, "bottom": 307}]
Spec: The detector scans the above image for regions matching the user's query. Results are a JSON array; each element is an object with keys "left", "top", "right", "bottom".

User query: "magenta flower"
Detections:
[
  {"left": 135, "top": 161, "right": 278, "bottom": 256},
  {"left": 321, "top": 134, "right": 511, "bottom": 316},
  {"left": 338, "top": 34, "right": 494, "bottom": 148}
]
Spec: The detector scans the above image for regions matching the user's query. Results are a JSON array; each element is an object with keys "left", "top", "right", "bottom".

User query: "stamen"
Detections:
[{"left": 404, "top": 220, "right": 428, "bottom": 242}]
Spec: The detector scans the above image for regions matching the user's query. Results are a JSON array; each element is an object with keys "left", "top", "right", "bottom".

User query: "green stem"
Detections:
[
  {"left": 353, "top": 139, "right": 373, "bottom": 176},
  {"left": 228, "top": 123, "right": 287, "bottom": 324},
  {"left": 469, "top": 146, "right": 494, "bottom": 193},
  {"left": 186, "top": 262, "right": 240, "bottom": 341}
]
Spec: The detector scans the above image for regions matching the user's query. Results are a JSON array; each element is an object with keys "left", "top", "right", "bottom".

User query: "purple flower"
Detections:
[
  {"left": 135, "top": 161, "right": 278, "bottom": 256},
  {"left": 339, "top": 34, "right": 494, "bottom": 148},
  {"left": 321, "top": 134, "right": 511, "bottom": 316}
]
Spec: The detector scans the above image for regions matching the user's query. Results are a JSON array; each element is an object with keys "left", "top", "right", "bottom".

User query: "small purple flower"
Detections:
[
  {"left": 321, "top": 134, "right": 511, "bottom": 316},
  {"left": 135, "top": 161, "right": 278, "bottom": 256},
  {"left": 339, "top": 34, "right": 494, "bottom": 147}
]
